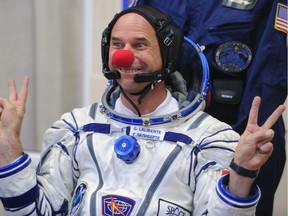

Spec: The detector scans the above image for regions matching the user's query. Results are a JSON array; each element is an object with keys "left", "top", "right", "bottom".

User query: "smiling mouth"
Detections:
[{"left": 119, "top": 68, "right": 141, "bottom": 73}]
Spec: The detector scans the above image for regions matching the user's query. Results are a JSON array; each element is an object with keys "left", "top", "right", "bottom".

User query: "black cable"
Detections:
[
  {"left": 137, "top": 84, "right": 152, "bottom": 105},
  {"left": 120, "top": 86, "right": 142, "bottom": 117}
]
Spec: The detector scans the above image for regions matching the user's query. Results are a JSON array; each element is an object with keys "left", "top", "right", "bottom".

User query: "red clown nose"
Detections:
[{"left": 112, "top": 50, "right": 134, "bottom": 68}]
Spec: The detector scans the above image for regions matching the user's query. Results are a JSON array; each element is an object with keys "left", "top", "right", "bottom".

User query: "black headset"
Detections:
[{"left": 101, "top": 5, "right": 183, "bottom": 83}]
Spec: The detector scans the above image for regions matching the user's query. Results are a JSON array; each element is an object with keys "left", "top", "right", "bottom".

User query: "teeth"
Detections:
[{"left": 120, "top": 68, "right": 140, "bottom": 73}]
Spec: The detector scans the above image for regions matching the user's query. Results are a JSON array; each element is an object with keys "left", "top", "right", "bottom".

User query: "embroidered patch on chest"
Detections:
[
  {"left": 215, "top": 41, "right": 252, "bottom": 73},
  {"left": 69, "top": 182, "right": 88, "bottom": 216},
  {"left": 102, "top": 195, "right": 135, "bottom": 216},
  {"left": 157, "top": 199, "right": 191, "bottom": 216}
]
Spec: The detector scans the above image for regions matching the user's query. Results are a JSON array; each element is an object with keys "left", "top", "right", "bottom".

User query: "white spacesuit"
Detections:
[{"left": 0, "top": 5, "right": 261, "bottom": 216}]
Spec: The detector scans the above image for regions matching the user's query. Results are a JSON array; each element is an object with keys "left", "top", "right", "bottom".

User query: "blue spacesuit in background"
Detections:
[{"left": 127, "top": 0, "right": 288, "bottom": 215}]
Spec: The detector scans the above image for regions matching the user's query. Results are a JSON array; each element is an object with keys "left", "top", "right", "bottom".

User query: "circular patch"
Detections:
[{"left": 215, "top": 41, "right": 252, "bottom": 73}]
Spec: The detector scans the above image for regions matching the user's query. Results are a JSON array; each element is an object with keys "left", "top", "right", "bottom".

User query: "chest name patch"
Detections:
[{"left": 130, "top": 126, "right": 165, "bottom": 141}]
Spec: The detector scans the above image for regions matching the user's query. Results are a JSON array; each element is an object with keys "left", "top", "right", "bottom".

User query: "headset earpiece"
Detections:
[{"left": 101, "top": 5, "right": 183, "bottom": 81}]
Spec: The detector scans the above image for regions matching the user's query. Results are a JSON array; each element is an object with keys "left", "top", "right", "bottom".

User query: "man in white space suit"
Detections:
[{"left": 0, "top": 5, "right": 285, "bottom": 216}]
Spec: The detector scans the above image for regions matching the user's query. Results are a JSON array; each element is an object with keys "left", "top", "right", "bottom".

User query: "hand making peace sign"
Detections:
[
  {"left": 229, "top": 96, "right": 285, "bottom": 197},
  {"left": 0, "top": 76, "right": 29, "bottom": 166},
  {"left": 235, "top": 96, "right": 285, "bottom": 170}
]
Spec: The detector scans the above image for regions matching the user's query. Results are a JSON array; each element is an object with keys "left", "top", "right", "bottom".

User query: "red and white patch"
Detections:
[{"left": 221, "top": 169, "right": 230, "bottom": 176}]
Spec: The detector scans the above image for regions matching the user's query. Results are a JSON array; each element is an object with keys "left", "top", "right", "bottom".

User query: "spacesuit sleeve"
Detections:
[
  {"left": 0, "top": 109, "right": 83, "bottom": 215},
  {"left": 191, "top": 117, "right": 260, "bottom": 215}
]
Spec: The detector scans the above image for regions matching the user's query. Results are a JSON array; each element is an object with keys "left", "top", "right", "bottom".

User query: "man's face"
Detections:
[{"left": 108, "top": 13, "right": 162, "bottom": 94}]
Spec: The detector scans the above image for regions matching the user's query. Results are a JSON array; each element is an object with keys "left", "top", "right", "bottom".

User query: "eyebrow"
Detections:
[{"left": 111, "top": 36, "right": 149, "bottom": 42}]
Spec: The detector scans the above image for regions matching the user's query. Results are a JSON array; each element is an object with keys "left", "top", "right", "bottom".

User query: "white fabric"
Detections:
[
  {"left": 0, "top": 102, "right": 260, "bottom": 215},
  {"left": 115, "top": 89, "right": 179, "bottom": 116}
]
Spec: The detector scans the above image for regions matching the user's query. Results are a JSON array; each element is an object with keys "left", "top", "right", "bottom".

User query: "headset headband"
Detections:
[{"left": 101, "top": 5, "right": 183, "bottom": 81}]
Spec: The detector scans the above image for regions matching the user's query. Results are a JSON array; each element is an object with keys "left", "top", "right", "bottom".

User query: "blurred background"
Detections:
[{"left": 0, "top": 0, "right": 287, "bottom": 215}]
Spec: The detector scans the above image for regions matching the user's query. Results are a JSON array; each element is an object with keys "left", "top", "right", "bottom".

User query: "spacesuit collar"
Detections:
[{"left": 99, "top": 37, "right": 210, "bottom": 126}]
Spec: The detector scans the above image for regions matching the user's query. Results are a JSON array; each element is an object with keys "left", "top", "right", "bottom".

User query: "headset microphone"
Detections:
[
  {"left": 103, "top": 69, "right": 120, "bottom": 80},
  {"left": 103, "top": 50, "right": 134, "bottom": 80},
  {"left": 134, "top": 70, "right": 165, "bottom": 83}
]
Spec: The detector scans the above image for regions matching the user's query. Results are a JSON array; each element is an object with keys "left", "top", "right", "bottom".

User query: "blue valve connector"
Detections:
[{"left": 114, "top": 135, "right": 140, "bottom": 164}]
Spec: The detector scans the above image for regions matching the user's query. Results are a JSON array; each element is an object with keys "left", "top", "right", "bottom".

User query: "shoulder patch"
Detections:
[
  {"left": 69, "top": 182, "right": 88, "bottom": 216},
  {"left": 274, "top": 3, "right": 288, "bottom": 33},
  {"left": 222, "top": 0, "right": 257, "bottom": 10},
  {"left": 215, "top": 41, "right": 252, "bottom": 73}
]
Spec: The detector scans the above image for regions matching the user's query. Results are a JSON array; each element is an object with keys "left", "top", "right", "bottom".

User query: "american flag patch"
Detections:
[{"left": 274, "top": 3, "right": 288, "bottom": 33}]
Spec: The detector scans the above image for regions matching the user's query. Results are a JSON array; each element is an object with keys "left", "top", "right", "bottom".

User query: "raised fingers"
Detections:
[
  {"left": 18, "top": 76, "right": 29, "bottom": 107},
  {"left": 7, "top": 76, "right": 29, "bottom": 109},
  {"left": 248, "top": 96, "right": 286, "bottom": 130},
  {"left": 8, "top": 79, "right": 17, "bottom": 101},
  {"left": 247, "top": 96, "right": 261, "bottom": 126},
  {"left": 262, "top": 104, "right": 286, "bottom": 130}
]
